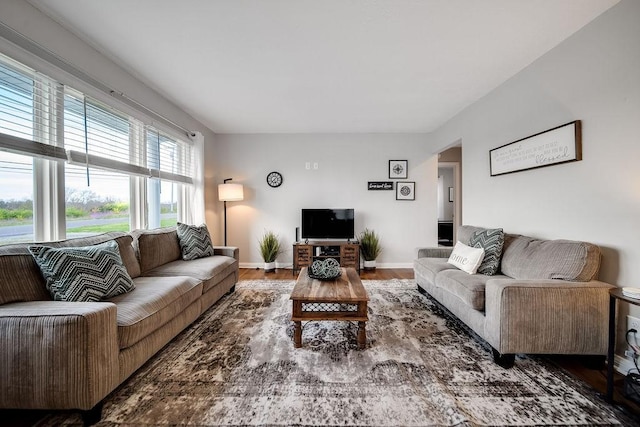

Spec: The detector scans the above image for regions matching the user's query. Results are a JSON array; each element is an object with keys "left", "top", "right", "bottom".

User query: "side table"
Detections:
[{"left": 606, "top": 288, "right": 640, "bottom": 402}]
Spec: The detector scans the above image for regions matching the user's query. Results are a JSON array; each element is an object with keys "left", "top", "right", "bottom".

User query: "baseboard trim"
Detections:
[{"left": 240, "top": 262, "right": 293, "bottom": 269}]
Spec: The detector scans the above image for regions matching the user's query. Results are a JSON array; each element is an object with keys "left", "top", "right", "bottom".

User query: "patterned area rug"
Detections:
[{"left": 43, "top": 279, "right": 635, "bottom": 426}]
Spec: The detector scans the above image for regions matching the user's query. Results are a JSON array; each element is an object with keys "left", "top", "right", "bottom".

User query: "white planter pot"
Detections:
[
  {"left": 363, "top": 260, "right": 376, "bottom": 270},
  {"left": 264, "top": 261, "right": 276, "bottom": 272}
]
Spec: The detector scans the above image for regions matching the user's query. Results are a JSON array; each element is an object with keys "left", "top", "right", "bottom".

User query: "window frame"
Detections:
[{"left": 0, "top": 53, "right": 198, "bottom": 244}]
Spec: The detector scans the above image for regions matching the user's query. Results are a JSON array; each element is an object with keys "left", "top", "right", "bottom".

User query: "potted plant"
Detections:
[
  {"left": 359, "top": 228, "right": 382, "bottom": 270},
  {"left": 258, "top": 230, "right": 281, "bottom": 272}
]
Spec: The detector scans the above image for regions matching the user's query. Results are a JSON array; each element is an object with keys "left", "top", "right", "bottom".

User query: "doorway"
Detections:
[{"left": 437, "top": 146, "right": 461, "bottom": 245}]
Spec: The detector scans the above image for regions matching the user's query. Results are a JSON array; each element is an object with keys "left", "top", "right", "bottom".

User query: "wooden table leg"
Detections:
[
  {"left": 294, "top": 321, "right": 302, "bottom": 348},
  {"left": 357, "top": 321, "right": 366, "bottom": 349}
]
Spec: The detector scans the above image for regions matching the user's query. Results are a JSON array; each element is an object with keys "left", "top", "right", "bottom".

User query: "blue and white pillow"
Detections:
[{"left": 29, "top": 240, "right": 135, "bottom": 302}]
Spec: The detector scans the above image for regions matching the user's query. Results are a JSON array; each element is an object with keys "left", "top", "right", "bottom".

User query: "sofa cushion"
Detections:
[
  {"left": 435, "top": 269, "right": 508, "bottom": 310},
  {"left": 0, "top": 249, "right": 50, "bottom": 305},
  {"left": 110, "top": 276, "right": 202, "bottom": 349},
  {"left": 469, "top": 228, "right": 504, "bottom": 276},
  {"left": 501, "top": 235, "right": 601, "bottom": 281},
  {"left": 447, "top": 241, "right": 484, "bottom": 274},
  {"left": 133, "top": 228, "right": 182, "bottom": 273},
  {"left": 28, "top": 240, "right": 135, "bottom": 302},
  {"left": 176, "top": 222, "right": 214, "bottom": 261},
  {"left": 456, "top": 225, "right": 488, "bottom": 247},
  {"left": 113, "top": 235, "right": 141, "bottom": 278},
  {"left": 413, "top": 258, "right": 457, "bottom": 286},
  {"left": 144, "top": 256, "right": 238, "bottom": 293}
]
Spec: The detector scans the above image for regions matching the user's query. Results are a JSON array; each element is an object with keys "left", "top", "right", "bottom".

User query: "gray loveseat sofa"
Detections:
[
  {"left": 0, "top": 226, "right": 238, "bottom": 422},
  {"left": 414, "top": 225, "right": 613, "bottom": 367}
]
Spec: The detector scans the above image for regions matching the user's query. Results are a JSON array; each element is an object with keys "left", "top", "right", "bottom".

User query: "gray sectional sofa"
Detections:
[
  {"left": 414, "top": 225, "right": 613, "bottom": 367},
  {"left": 0, "top": 226, "right": 238, "bottom": 422}
]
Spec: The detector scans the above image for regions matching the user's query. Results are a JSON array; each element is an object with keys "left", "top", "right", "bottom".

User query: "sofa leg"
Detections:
[
  {"left": 227, "top": 285, "right": 236, "bottom": 294},
  {"left": 81, "top": 401, "right": 103, "bottom": 426},
  {"left": 492, "top": 349, "right": 515, "bottom": 368}
]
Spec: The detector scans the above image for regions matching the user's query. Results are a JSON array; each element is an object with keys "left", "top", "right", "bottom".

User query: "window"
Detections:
[
  {"left": 0, "top": 52, "right": 198, "bottom": 245},
  {"left": 160, "top": 180, "right": 178, "bottom": 228},
  {"left": 146, "top": 128, "right": 190, "bottom": 228},
  {"left": 0, "top": 59, "right": 35, "bottom": 244},
  {"left": 65, "top": 164, "right": 130, "bottom": 237},
  {"left": 0, "top": 151, "right": 34, "bottom": 243}
]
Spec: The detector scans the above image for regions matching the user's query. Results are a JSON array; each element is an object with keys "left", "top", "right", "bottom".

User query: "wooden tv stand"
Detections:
[{"left": 292, "top": 241, "right": 360, "bottom": 275}]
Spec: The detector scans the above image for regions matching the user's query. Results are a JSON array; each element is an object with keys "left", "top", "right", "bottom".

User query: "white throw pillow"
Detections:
[{"left": 447, "top": 241, "right": 485, "bottom": 274}]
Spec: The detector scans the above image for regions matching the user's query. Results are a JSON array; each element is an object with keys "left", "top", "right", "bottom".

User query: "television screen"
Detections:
[{"left": 301, "top": 209, "right": 354, "bottom": 240}]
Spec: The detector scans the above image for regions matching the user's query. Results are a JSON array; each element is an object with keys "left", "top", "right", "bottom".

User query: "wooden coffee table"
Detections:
[{"left": 290, "top": 267, "right": 369, "bottom": 349}]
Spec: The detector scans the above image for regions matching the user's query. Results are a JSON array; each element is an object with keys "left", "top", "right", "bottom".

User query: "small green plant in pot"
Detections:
[
  {"left": 359, "top": 228, "right": 382, "bottom": 270},
  {"left": 258, "top": 230, "right": 281, "bottom": 273}
]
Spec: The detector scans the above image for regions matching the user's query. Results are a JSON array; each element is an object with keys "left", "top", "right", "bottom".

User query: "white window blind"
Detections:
[
  {"left": 0, "top": 53, "right": 193, "bottom": 185},
  {"left": 0, "top": 58, "right": 66, "bottom": 161},
  {"left": 146, "top": 127, "right": 193, "bottom": 184},
  {"left": 63, "top": 90, "right": 151, "bottom": 177}
]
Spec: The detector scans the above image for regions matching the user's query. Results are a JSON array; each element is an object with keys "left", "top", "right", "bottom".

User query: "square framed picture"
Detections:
[
  {"left": 396, "top": 181, "right": 415, "bottom": 200},
  {"left": 389, "top": 160, "right": 408, "bottom": 179}
]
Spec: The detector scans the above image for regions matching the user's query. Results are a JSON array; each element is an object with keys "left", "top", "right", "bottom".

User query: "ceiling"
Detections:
[{"left": 28, "top": 0, "right": 619, "bottom": 134}]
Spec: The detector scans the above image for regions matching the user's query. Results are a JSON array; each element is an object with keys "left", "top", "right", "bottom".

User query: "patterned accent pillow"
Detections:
[
  {"left": 176, "top": 222, "right": 215, "bottom": 260},
  {"left": 28, "top": 240, "right": 135, "bottom": 302},
  {"left": 469, "top": 228, "right": 505, "bottom": 276}
]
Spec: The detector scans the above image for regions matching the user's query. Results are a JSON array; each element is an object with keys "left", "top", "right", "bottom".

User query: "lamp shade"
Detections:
[{"left": 218, "top": 183, "right": 244, "bottom": 201}]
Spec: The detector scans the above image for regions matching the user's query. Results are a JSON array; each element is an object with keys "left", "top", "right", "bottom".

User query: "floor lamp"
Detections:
[{"left": 218, "top": 178, "right": 244, "bottom": 246}]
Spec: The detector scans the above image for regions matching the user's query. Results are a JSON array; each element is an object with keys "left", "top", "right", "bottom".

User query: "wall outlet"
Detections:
[
  {"left": 627, "top": 316, "right": 640, "bottom": 360},
  {"left": 628, "top": 315, "right": 640, "bottom": 332}
]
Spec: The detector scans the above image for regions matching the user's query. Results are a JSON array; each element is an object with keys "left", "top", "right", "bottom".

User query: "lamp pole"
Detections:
[
  {"left": 218, "top": 178, "right": 243, "bottom": 247},
  {"left": 223, "top": 178, "right": 231, "bottom": 246}
]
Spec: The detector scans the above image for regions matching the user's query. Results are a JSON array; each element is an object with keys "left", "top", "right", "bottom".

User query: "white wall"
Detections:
[
  {"left": 431, "top": 0, "right": 640, "bottom": 355},
  {"left": 212, "top": 133, "right": 437, "bottom": 268}
]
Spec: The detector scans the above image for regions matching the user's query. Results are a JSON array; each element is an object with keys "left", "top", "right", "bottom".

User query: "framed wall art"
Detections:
[
  {"left": 389, "top": 160, "right": 408, "bottom": 179},
  {"left": 489, "top": 120, "right": 582, "bottom": 176},
  {"left": 396, "top": 181, "right": 415, "bottom": 200}
]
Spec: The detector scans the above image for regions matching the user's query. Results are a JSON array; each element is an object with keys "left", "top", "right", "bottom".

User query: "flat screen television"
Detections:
[{"left": 301, "top": 208, "right": 354, "bottom": 240}]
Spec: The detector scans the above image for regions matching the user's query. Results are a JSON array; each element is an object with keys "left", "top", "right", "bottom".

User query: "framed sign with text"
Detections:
[
  {"left": 368, "top": 181, "right": 393, "bottom": 190},
  {"left": 489, "top": 121, "right": 581, "bottom": 176}
]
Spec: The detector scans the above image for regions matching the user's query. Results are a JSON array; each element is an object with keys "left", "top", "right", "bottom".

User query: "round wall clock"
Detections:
[{"left": 266, "top": 171, "right": 283, "bottom": 188}]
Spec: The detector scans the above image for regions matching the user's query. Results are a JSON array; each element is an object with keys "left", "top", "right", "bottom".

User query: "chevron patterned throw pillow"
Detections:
[
  {"left": 177, "top": 222, "right": 215, "bottom": 260},
  {"left": 29, "top": 240, "right": 135, "bottom": 302},
  {"left": 469, "top": 228, "right": 505, "bottom": 276}
]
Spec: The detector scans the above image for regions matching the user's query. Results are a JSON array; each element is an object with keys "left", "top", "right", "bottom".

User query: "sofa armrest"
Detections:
[
  {"left": 416, "top": 247, "right": 453, "bottom": 259},
  {"left": 484, "top": 279, "right": 614, "bottom": 355},
  {"left": 0, "top": 301, "right": 119, "bottom": 410},
  {"left": 213, "top": 246, "right": 239, "bottom": 261}
]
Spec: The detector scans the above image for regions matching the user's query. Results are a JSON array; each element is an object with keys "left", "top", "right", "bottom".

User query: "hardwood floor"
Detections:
[{"left": 239, "top": 266, "right": 414, "bottom": 281}]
